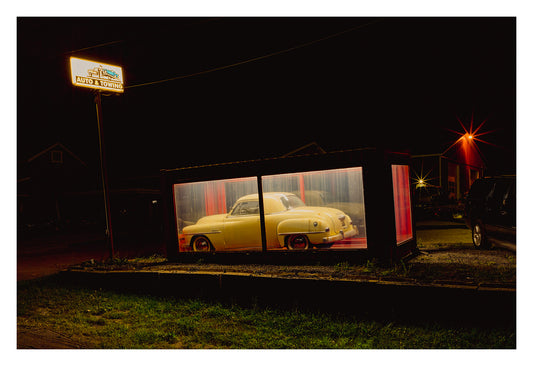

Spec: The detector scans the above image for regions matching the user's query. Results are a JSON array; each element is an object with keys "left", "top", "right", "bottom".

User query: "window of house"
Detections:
[
  {"left": 51, "top": 150, "right": 63, "bottom": 163},
  {"left": 469, "top": 169, "right": 479, "bottom": 187}
]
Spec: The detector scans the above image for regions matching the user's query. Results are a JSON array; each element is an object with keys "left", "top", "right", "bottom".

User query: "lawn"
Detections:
[{"left": 17, "top": 276, "right": 515, "bottom": 349}]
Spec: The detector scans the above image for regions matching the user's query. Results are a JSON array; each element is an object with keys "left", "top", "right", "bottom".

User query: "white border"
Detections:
[{"left": 5, "top": 1, "right": 532, "bottom": 365}]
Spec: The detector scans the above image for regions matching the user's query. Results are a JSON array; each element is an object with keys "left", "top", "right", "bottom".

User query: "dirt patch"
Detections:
[
  {"left": 70, "top": 246, "right": 515, "bottom": 288},
  {"left": 408, "top": 248, "right": 515, "bottom": 286},
  {"left": 17, "top": 324, "right": 95, "bottom": 349}
]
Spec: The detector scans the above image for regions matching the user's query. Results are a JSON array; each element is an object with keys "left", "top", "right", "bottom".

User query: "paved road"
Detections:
[
  {"left": 415, "top": 219, "right": 516, "bottom": 252},
  {"left": 17, "top": 230, "right": 164, "bottom": 281},
  {"left": 415, "top": 220, "right": 472, "bottom": 248},
  {"left": 17, "top": 231, "right": 108, "bottom": 281}
]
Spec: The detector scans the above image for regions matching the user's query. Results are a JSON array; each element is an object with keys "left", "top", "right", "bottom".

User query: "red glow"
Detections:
[
  {"left": 443, "top": 114, "right": 498, "bottom": 168},
  {"left": 392, "top": 165, "right": 413, "bottom": 244},
  {"left": 299, "top": 174, "right": 306, "bottom": 203}
]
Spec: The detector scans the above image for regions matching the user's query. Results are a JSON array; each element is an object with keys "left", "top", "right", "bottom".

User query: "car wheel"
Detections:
[
  {"left": 472, "top": 222, "right": 490, "bottom": 249},
  {"left": 192, "top": 236, "right": 213, "bottom": 252},
  {"left": 286, "top": 234, "right": 310, "bottom": 250}
]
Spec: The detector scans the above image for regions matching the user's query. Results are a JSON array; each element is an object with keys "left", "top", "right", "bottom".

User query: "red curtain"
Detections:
[
  {"left": 204, "top": 181, "right": 227, "bottom": 216},
  {"left": 392, "top": 165, "right": 413, "bottom": 244}
]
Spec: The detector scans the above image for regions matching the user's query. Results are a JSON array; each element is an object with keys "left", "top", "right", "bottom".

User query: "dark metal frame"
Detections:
[{"left": 160, "top": 147, "right": 417, "bottom": 262}]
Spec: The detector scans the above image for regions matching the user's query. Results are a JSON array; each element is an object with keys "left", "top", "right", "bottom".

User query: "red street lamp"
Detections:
[{"left": 443, "top": 114, "right": 497, "bottom": 156}]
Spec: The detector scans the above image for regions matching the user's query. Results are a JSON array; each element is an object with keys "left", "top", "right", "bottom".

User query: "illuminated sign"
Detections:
[{"left": 70, "top": 57, "right": 124, "bottom": 93}]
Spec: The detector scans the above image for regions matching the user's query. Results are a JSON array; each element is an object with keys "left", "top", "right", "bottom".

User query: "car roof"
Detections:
[
  {"left": 477, "top": 175, "right": 516, "bottom": 181},
  {"left": 237, "top": 192, "right": 295, "bottom": 201},
  {"left": 469, "top": 176, "right": 515, "bottom": 196}
]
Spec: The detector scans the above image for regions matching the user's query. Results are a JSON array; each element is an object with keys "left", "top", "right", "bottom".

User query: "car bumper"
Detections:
[{"left": 319, "top": 228, "right": 358, "bottom": 244}]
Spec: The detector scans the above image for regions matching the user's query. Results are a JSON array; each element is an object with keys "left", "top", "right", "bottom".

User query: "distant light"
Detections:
[
  {"left": 467, "top": 134, "right": 474, "bottom": 140},
  {"left": 416, "top": 179, "right": 427, "bottom": 188},
  {"left": 412, "top": 170, "right": 434, "bottom": 189}
]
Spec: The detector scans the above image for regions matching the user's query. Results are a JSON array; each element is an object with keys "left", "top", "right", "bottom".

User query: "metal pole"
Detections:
[
  {"left": 257, "top": 175, "right": 267, "bottom": 253},
  {"left": 95, "top": 91, "right": 115, "bottom": 259}
]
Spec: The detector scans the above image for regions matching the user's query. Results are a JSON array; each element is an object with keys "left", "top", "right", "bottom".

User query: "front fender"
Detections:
[{"left": 181, "top": 223, "right": 225, "bottom": 250}]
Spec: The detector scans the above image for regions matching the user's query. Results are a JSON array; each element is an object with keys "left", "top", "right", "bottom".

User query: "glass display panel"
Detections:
[
  {"left": 261, "top": 167, "right": 367, "bottom": 250},
  {"left": 392, "top": 165, "right": 413, "bottom": 244},
  {"left": 174, "top": 177, "right": 261, "bottom": 252}
]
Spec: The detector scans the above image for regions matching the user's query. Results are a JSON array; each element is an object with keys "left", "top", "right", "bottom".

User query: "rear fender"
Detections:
[{"left": 277, "top": 218, "right": 331, "bottom": 243}]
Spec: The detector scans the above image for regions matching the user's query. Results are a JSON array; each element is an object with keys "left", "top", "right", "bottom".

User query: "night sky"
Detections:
[{"left": 17, "top": 17, "right": 516, "bottom": 184}]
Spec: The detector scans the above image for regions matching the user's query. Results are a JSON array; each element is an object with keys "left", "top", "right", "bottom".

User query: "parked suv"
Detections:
[{"left": 465, "top": 176, "right": 516, "bottom": 249}]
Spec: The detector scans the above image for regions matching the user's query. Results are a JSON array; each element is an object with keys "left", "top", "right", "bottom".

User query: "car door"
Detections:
[
  {"left": 223, "top": 200, "right": 262, "bottom": 250},
  {"left": 263, "top": 212, "right": 285, "bottom": 249},
  {"left": 495, "top": 179, "right": 516, "bottom": 243},
  {"left": 485, "top": 179, "right": 515, "bottom": 242}
]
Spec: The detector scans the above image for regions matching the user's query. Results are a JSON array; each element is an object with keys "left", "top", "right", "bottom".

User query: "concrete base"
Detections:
[{"left": 60, "top": 269, "right": 515, "bottom": 329}]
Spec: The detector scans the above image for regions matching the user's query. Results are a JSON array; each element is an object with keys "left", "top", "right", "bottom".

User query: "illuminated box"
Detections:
[
  {"left": 70, "top": 57, "right": 124, "bottom": 93},
  {"left": 160, "top": 148, "right": 416, "bottom": 261}
]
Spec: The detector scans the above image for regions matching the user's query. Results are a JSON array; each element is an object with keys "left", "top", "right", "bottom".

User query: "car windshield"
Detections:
[{"left": 280, "top": 195, "right": 306, "bottom": 210}]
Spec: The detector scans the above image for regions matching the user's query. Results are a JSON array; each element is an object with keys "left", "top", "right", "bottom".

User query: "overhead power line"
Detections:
[
  {"left": 63, "top": 18, "right": 222, "bottom": 55},
  {"left": 64, "top": 40, "right": 125, "bottom": 55},
  {"left": 126, "top": 19, "right": 382, "bottom": 89}
]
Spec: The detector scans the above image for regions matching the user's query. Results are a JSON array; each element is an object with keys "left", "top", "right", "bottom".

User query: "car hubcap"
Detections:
[
  {"left": 473, "top": 225, "right": 482, "bottom": 246},
  {"left": 289, "top": 235, "right": 308, "bottom": 249},
  {"left": 194, "top": 238, "right": 209, "bottom": 251}
]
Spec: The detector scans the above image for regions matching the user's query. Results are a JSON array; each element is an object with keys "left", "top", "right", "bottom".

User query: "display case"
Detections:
[
  {"left": 173, "top": 168, "right": 367, "bottom": 252},
  {"left": 161, "top": 148, "right": 417, "bottom": 261},
  {"left": 174, "top": 176, "right": 261, "bottom": 252},
  {"left": 261, "top": 167, "right": 367, "bottom": 250}
]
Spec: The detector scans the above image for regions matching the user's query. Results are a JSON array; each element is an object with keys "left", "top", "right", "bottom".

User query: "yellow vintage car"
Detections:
[{"left": 179, "top": 192, "right": 358, "bottom": 251}]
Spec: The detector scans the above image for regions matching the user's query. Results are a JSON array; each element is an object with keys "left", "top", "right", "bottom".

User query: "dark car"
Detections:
[
  {"left": 413, "top": 186, "right": 465, "bottom": 221},
  {"left": 464, "top": 176, "right": 516, "bottom": 249}
]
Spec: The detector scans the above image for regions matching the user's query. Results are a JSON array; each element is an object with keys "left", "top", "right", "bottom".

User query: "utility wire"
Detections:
[
  {"left": 63, "top": 18, "right": 221, "bottom": 55},
  {"left": 126, "top": 19, "right": 382, "bottom": 89},
  {"left": 65, "top": 40, "right": 125, "bottom": 54}
]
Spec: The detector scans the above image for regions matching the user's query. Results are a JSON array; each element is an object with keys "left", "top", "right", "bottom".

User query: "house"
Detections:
[
  {"left": 411, "top": 135, "right": 486, "bottom": 219},
  {"left": 18, "top": 142, "right": 95, "bottom": 231},
  {"left": 18, "top": 142, "right": 163, "bottom": 246}
]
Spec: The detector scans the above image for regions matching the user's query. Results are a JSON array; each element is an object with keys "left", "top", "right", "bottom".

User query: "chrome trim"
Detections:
[
  {"left": 320, "top": 228, "right": 358, "bottom": 243},
  {"left": 278, "top": 231, "right": 327, "bottom": 235},
  {"left": 183, "top": 230, "right": 222, "bottom": 236}
]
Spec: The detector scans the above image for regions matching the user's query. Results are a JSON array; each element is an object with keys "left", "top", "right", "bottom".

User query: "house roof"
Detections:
[
  {"left": 26, "top": 142, "right": 87, "bottom": 167},
  {"left": 281, "top": 142, "right": 327, "bottom": 157}
]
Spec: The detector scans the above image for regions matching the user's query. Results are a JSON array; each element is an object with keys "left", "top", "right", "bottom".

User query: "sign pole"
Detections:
[
  {"left": 95, "top": 90, "right": 115, "bottom": 259},
  {"left": 70, "top": 57, "right": 123, "bottom": 259}
]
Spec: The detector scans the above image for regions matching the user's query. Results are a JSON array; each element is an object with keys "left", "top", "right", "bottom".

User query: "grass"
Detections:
[{"left": 17, "top": 276, "right": 515, "bottom": 349}]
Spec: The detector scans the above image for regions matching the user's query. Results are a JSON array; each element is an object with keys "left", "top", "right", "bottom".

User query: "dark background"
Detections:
[{"left": 17, "top": 17, "right": 516, "bottom": 185}]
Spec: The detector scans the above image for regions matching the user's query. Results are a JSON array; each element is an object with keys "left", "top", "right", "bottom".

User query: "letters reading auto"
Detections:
[{"left": 70, "top": 57, "right": 124, "bottom": 93}]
